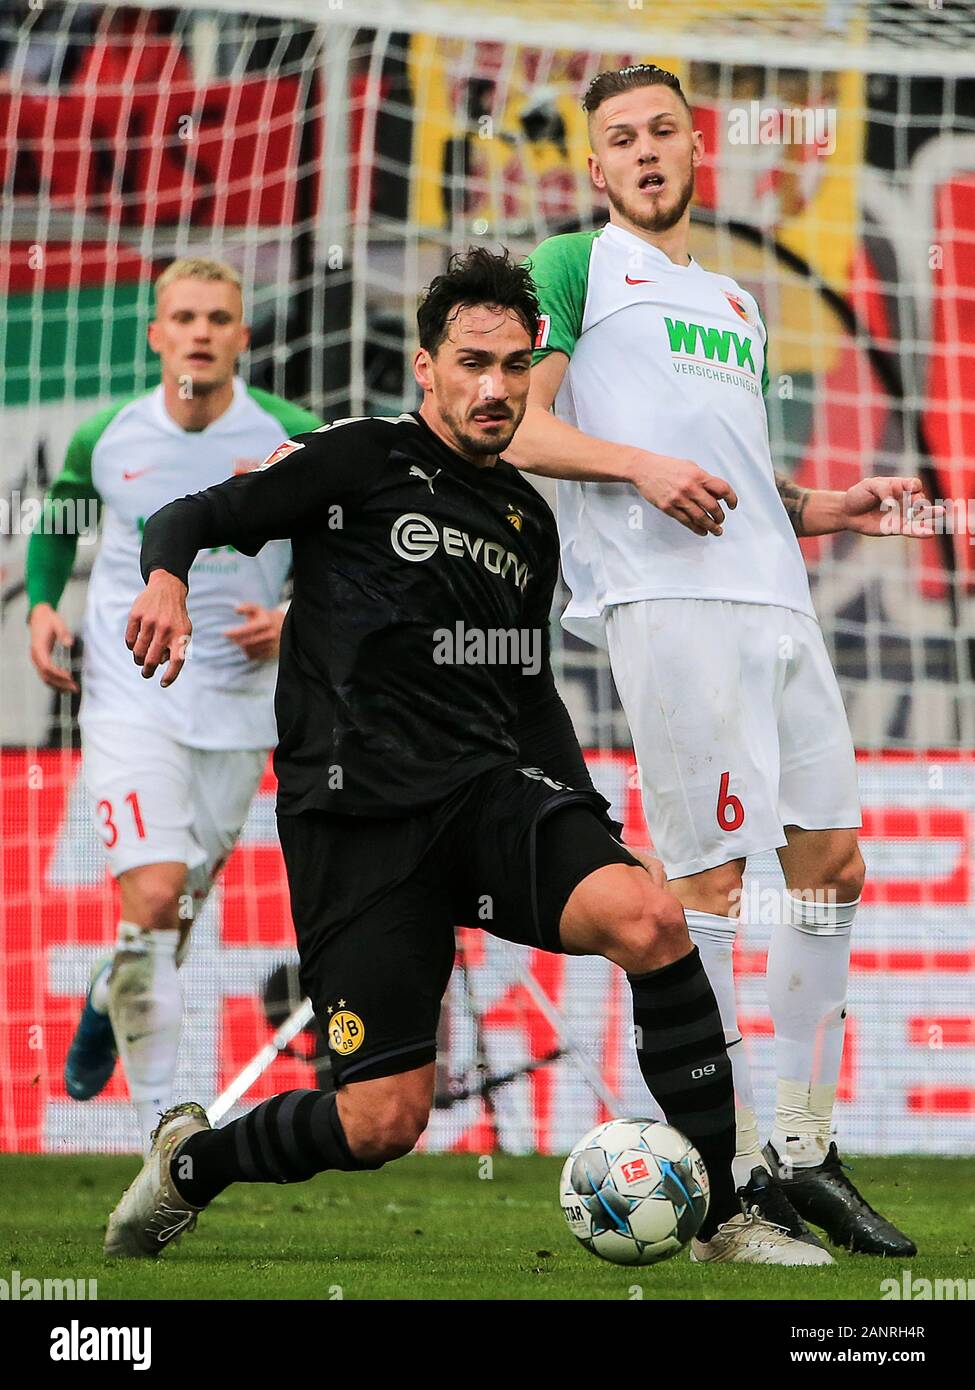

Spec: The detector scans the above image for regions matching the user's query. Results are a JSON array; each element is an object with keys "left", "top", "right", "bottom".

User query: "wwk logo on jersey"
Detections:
[
  {"left": 390, "top": 512, "right": 531, "bottom": 592},
  {"left": 534, "top": 313, "right": 551, "bottom": 350},
  {"left": 665, "top": 317, "right": 760, "bottom": 394}
]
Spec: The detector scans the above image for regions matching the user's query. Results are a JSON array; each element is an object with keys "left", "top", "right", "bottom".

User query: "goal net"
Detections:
[{"left": 1, "top": 0, "right": 973, "bottom": 1156}]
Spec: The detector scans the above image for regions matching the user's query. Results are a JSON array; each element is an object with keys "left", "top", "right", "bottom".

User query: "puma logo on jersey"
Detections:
[{"left": 409, "top": 464, "right": 441, "bottom": 494}]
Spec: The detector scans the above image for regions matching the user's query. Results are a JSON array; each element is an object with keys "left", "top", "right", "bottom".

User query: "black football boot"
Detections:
[{"left": 764, "top": 1141, "right": 917, "bottom": 1257}]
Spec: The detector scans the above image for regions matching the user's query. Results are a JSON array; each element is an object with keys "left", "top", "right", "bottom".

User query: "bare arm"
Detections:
[
  {"left": 28, "top": 604, "right": 79, "bottom": 694},
  {"left": 774, "top": 471, "right": 942, "bottom": 538},
  {"left": 507, "top": 352, "right": 738, "bottom": 538},
  {"left": 774, "top": 471, "right": 824, "bottom": 536}
]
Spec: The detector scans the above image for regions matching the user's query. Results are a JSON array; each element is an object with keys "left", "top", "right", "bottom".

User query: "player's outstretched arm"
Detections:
[
  {"left": 774, "top": 471, "right": 943, "bottom": 538},
  {"left": 506, "top": 351, "right": 736, "bottom": 538},
  {"left": 130, "top": 427, "right": 365, "bottom": 684}
]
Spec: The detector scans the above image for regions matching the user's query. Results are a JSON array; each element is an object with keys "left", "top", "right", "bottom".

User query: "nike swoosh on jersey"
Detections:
[
  {"left": 624, "top": 276, "right": 656, "bottom": 285},
  {"left": 122, "top": 467, "right": 154, "bottom": 481}
]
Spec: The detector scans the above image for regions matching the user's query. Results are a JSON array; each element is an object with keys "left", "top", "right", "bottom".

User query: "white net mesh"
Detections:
[{"left": 1, "top": 0, "right": 973, "bottom": 1155}]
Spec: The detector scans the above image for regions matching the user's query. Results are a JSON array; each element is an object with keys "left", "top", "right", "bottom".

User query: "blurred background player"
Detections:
[
  {"left": 25, "top": 257, "right": 320, "bottom": 1152},
  {"left": 509, "top": 65, "right": 937, "bottom": 1258}
]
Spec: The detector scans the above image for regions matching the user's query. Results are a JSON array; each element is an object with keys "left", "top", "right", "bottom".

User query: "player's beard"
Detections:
[
  {"left": 606, "top": 158, "right": 695, "bottom": 234},
  {"left": 441, "top": 399, "right": 521, "bottom": 458}
]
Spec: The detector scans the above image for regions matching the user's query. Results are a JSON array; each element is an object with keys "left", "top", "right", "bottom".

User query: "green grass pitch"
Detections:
[{"left": 2, "top": 1154, "right": 971, "bottom": 1300}]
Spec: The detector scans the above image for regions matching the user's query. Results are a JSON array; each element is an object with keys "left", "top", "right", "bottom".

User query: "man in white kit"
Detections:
[
  {"left": 509, "top": 65, "right": 933, "bottom": 1260},
  {"left": 26, "top": 258, "right": 319, "bottom": 1151}
]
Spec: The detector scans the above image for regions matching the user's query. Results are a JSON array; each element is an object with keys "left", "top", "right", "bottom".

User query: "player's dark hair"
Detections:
[
  {"left": 582, "top": 65, "right": 691, "bottom": 118},
  {"left": 417, "top": 246, "right": 540, "bottom": 354}
]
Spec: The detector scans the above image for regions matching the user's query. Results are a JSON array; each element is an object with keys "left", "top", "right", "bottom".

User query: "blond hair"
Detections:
[{"left": 154, "top": 256, "right": 243, "bottom": 305}]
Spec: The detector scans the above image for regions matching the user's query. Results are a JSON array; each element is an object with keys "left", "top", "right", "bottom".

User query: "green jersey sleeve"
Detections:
[
  {"left": 245, "top": 386, "right": 322, "bottom": 437},
  {"left": 24, "top": 401, "right": 131, "bottom": 612},
  {"left": 756, "top": 301, "right": 770, "bottom": 397},
  {"left": 525, "top": 230, "right": 600, "bottom": 366}
]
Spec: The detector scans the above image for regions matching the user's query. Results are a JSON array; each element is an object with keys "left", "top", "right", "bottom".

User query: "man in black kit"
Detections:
[{"left": 106, "top": 248, "right": 813, "bottom": 1265}]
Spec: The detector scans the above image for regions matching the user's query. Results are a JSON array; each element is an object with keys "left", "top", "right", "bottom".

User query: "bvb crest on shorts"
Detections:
[
  {"left": 328, "top": 1006, "right": 365, "bottom": 1055},
  {"left": 505, "top": 504, "right": 524, "bottom": 532}
]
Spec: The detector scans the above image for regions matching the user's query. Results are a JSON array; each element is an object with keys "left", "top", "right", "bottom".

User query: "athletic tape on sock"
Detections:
[
  {"left": 784, "top": 891, "right": 860, "bottom": 937},
  {"left": 116, "top": 921, "right": 180, "bottom": 956}
]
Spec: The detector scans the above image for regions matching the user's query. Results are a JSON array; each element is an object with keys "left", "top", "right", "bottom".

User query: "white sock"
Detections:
[
  {"left": 767, "top": 892, "right": 858, "bottom": 1169},
  {"left": 89, "top": 959, "right": 111, "bottom": 1015},
  {"left": 685, "top": 909, "right": 767, "bottom": 1188},
  {"left": 107, "top": 922, "right": 183, "bottom": 1155}
]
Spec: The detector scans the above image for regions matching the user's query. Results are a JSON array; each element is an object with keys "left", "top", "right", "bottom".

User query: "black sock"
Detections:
[
  {"left": 172, "top": 1089, "right": 380, "bottom": 1208},
  {"left": 627, "top": 946, "right": 737, "bottom": 1240}
]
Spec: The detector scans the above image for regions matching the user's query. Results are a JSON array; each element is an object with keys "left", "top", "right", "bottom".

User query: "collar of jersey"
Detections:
[
  {"left": 602, "top": 221, "right": 700, "bottom": 275},
  {"left": 149, "top": 375, "right": 249, "bottom": 438}
]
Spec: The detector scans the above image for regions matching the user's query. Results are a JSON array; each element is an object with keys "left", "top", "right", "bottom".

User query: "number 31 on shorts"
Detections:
[
  {"left": 716, "top": 771, "right": 745, "bottom": 831},
  {"left": 96, "top": 791, "right": 147, "bottom": 848}
]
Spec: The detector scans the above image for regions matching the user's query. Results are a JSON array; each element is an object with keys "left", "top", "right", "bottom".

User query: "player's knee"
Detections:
[
  {"left": 678, "top": 859, "right": 744, "bottom": 917},
  {"left": 602, "top": 874, "right": 690, "bottom": 974},
  {"left": 350, "top": 1096, "right": 430, "bottom": 1164},
  {"left": 121, "top": 870, "right": 185, "bottom": 931},
  {"left": 821, "top": 841, "right": 866, "bottom": 904},
  {"left": 138, "top": 894, "right": 182, "bottom": 932}
]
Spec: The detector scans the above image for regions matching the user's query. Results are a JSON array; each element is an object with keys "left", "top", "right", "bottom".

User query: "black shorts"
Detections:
[{"left": 276, "top": 764, "right": 639, "bottom": 1085}]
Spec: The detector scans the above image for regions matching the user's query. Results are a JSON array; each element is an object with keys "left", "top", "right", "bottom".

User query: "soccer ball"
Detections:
[{"left": 559, "top": 1118, "right": 709, "bottom": 1265}]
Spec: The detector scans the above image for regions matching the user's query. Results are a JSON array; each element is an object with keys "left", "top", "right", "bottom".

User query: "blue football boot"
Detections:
[{"left": 64, "top": 957, "right": 117, "bottom": 1100}]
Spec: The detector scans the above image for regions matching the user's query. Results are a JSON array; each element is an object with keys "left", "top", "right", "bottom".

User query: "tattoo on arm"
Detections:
[{"left": 775, "top": 471, "right": 810, "bottom": 535}]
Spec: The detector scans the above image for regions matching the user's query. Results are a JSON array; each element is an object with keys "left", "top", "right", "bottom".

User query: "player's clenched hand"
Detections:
[
  {"left": 842, "top": 476, "right": 944, "bottom": 538},
  {"left": 28, "top": 603, "right": 80, "bottom": 694},
  {"left": 125, "top": 570, "right": 191, "bottom": 687},
  {"left": 628, "top": 452, "right": 737, "bottom": 537},
  {"left": 224, "top": 602, "right": 285, "bottom": 661}
]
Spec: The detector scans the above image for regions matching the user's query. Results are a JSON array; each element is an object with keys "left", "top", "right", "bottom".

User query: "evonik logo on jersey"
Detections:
[{"left": 390, "top": 512, "right": 531, "bottom": 592}]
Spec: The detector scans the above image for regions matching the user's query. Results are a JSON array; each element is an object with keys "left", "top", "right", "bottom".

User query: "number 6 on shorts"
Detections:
[{"left": 716, "top": 771, "right": 745, "bottom": 831}]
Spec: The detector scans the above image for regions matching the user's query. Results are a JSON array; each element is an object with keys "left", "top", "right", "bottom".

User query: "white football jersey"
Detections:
[
  {"left": 528, "top": 222, "right": 815, "bottom": 647},
  {"left": 67, "top": 380, "right": 318, "bottom": 748}
]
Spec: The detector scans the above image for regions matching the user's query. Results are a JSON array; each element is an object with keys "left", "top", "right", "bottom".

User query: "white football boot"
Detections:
[
  {"left": 104, "top": 1101, "right": 209, "bottom": 1258},
  {"left": 691, "top": 1167, "right": 835, "bottom": 1265}
]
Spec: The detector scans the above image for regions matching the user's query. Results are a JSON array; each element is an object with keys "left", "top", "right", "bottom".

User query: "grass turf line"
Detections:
[{"left": 2, "top": 1154, "right": 971, "bottom": 1301}]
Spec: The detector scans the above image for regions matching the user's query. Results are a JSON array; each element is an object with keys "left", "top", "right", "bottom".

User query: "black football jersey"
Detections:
[{"left": 140, "top": 411, "right": 596, "bottom": 816}]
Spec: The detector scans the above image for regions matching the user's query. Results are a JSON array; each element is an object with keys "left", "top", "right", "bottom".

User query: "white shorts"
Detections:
[
  {"left": 81, "top": 718, "right": 268, "bottom": 900},
  {"left": 604, "top": 599, "right": 862, "bottom": 879}
]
